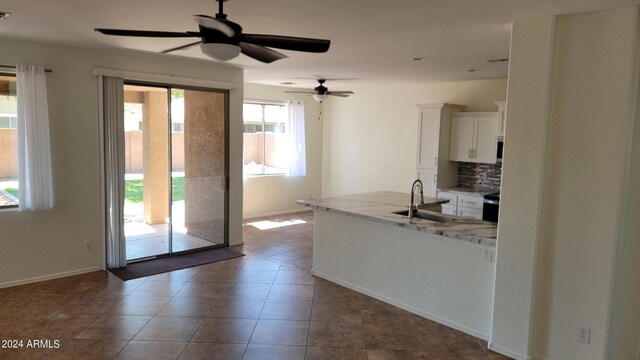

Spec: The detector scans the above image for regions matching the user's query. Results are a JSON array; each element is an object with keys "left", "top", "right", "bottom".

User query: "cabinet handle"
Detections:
[
  {"left": 433, "top": 174, "right": 437, "bottom": 183},
  {"left": 434, "top": 156, "right": 438, "bottom": 166},
  {"left": 468, "top": 149, "right": 472, "bottom": 158}
]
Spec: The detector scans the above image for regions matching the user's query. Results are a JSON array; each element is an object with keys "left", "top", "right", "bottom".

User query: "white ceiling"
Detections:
[{"left": 1, "top": 0, "right": 638, "bottom": 89}]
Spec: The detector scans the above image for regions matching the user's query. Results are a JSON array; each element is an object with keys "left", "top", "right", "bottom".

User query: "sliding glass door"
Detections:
[
  {"left": 170, "top": 88, "right": 227, "bottom": 253},
  {"left": 122, "top": 83, "right": 227, "bottom": 261}
]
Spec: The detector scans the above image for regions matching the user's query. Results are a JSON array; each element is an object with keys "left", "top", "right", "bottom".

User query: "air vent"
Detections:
[
  {"left": 485, "top": 58, "right": 509, "bottom": 63},
  {"left": 280, "top": 82, "right": 296, "bottom": 85}
]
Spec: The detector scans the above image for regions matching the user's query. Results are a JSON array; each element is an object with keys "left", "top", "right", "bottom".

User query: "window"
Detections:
[
  {"left": 0, "top": 74, "right": 18, "bottom": 208},
  {"left": 243, "top": 102, "right": 288, "bottom": 176}
]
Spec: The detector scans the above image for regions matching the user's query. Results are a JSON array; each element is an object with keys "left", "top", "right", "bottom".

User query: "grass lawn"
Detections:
[
  {"left": 4, "top": 188, "right": 18, "bottom": 198},
  {"left": 125, "top": 176, "right": 184, "bottom": 203}
]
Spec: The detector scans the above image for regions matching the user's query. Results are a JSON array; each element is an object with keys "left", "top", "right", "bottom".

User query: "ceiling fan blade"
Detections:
[
  {"left": 95, "top": 28, "right": 200, "bottom": 38},
  {"left": 284, "top": 91, "right": 316, "bottom": 94},
  {"left": 193, "top": 15, "right": 235, "bottom": 37},
  {"left": 161, "top": 40, "right": 203, "bottom": 54},
  {"left": 327, "top": 91, "right": 353, "bottom": 98},
  {"left": 239, "top": 42, "right": 287, "bottom": 63},
  {"left": 241, "top": 34, "right": 330, "bottom": 53}
]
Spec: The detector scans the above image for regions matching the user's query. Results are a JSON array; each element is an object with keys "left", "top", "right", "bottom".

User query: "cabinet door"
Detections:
[
  {"left": 449, "top": 115, "right": 475, "bottom": 162},
  {"left": 417, "top": 168, "right": 437, "bottom": 197},
  {"left": 497, "top": 108, "right": 506, "bottom": 137},
  {"left": 441, "top": 204, "right": 457, "bottom": 216},
  {"left": 457, "top": 194, "right": 484, "bottom": 210},
  {"left": 416, "top": 110, "right": 440, "bottom": 170},
  {"left": 474, "top": 115, "right": 499, "bottom": 164},
  {"left": 458, "top": 207, "right": 483, "bottom": 220}
]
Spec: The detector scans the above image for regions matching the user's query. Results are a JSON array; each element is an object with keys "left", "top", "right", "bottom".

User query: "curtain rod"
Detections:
[
  {"left": 0, "top": 65, "right": 53, "bottom": 73},
  {"left": 244, "top": 98, "right": 286, "bottom": 106}
]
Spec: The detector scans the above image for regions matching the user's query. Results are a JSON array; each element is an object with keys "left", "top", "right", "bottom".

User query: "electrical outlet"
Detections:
[
  {"left": 578, "top": 326, "right": 590, "bottom": 344},
  {"left": 84, "top": 240, "right": 92, "bottom": 251},
  {"left": 482, "top": 249, "right": 493, "bottom": 262},
  {"left": 481, "top": 172, "right": 488, "bottom": 181}
]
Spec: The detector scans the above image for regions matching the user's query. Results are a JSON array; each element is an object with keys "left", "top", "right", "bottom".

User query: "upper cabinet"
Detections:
[
  {"left": 415, "top": 103, "right": 464, "bottom": 196},
  {"left": 450, "top": 112, "right": 499, "bottom": 164},
  {"left": 494, "top": 101, "right": 506, "bottom": 137},
  {"left": 416, "top": 111, "right": 441, "bottom": 170}
]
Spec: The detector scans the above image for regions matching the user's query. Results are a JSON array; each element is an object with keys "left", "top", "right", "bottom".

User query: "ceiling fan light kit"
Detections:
[
  {"left": 94, "top": 0, "right": 330, "bottom": 63},
  {"left": 286, "top": 79, "right": 354, "bottom": 102},
  {"left": 201, "top": 42, "right": 240, "bottom": 61},
  {"left": 312, "top": 93, "right": 329, "bottom": 102}
]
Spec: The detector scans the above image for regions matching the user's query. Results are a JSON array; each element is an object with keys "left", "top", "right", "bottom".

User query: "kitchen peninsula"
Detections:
[{"left": 297, "top": 191, "right": 497, "bottom": 339}]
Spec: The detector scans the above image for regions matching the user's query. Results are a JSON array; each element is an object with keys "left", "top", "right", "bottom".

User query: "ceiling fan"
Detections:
[
  {"left": 285, "top": 79, "right": 354, "bottom": 102},
  {"left": 94, "top": 0, "right": 330, "bottom": 63}
]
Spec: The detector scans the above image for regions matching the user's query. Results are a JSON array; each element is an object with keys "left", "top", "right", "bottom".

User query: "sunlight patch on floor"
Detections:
[{"left": 247, "top": 219, "right": 306, "bottom": 230}]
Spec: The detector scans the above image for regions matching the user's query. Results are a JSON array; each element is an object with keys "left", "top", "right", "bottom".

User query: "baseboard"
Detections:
[
  {"left": 312, "top": 270, "right": 490, "bottom": 340},
  {"left": 487, "top": 341, "right": 534, "bottom": 360},
  {"left": 243, "top": 208, "right": 311, "bottom": 220},
  {"left": 0, "top": 266, "right": 102, "bottom": 289}
]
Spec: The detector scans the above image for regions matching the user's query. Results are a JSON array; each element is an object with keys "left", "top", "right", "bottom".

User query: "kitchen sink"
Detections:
[{"left": 392, "top": 209, "right": 453, "bottom": 223}]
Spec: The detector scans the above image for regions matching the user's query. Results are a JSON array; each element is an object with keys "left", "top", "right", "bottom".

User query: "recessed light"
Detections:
[
  {"left": 280, "top": 82, "right": 296, "bottom": 85},
  {"left": 412, "top": 57, "right": 427, "bottom": 61},
  {"left": 0, "top": 11, "right": 11, "bottom": 20},
  {"left": 467, "top": 69, "right": 480, "bottom": 72}
]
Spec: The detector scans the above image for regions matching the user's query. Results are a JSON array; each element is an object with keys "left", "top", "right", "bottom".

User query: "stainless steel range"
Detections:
[{"left": 482, "top": 193, "right": 500, "bottom": 223}]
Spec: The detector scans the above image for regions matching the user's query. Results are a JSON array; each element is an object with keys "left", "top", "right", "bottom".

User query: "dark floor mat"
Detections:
[{"left": 109, "top": 247, "right": 244, "bottom": 281}]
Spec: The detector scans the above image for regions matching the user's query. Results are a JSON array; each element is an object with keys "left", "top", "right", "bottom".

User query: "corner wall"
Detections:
[
  {"left": 0, "top": 37, "right": 243, "bottom": 286},
  {"left": 242, "top": 83, "right": 322, "bottom": 218},
  {"left": 492, "top": 6, "right": 640, "bottom": 359},
  {"left": 322, "top": 79, "right": 507, "bottom": 197}
]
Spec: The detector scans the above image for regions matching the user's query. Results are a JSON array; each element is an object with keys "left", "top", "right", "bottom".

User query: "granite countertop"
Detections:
[{"left": 296, "top": 191, "right": 497, "bottom": 247}]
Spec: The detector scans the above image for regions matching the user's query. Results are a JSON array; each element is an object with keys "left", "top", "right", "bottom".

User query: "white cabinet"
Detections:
[
  {"left": 415, "top": 103, "right": 464, "bottom": 197},
  {"left": 457, "top": 193, "right": 484, "bottom": 220},
  {"left": 450, "top": 112, "right": 499, "bottom": 164},
  {"left": 437, "top": 191, "right": 484, "bottom": 220},
  {"left": 416, "top": 113, "right": 440, "bottom": 170},
  {"left": 458, "top": 207, "right": 483, "bottom": 220},
  {"left": 417, "top": 169, "right": 438, "bottom": 198},
  {"left": 437, "top": 191, "right": 458, "bottom": 215},
  {"left": 494, "top": 101, "right": 506, "bottom": 137}
]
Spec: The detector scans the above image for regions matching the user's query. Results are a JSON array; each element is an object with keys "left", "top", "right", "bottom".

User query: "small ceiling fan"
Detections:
[
  {"left": 95, "top": 0, "right": 330, "bottom": 63},
  {"left": 285, "top": 79, "right": 354, "bottom": 102}
]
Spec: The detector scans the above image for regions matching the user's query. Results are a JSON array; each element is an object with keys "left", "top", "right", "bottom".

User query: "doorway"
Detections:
[{"left": 122, "top": 83, "right": 228, "bottom": 261}]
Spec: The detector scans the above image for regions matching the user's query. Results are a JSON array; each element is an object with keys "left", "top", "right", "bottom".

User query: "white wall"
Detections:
[
  {"left": 489, "top": 16, "right": 557, "bottom": 359},
  {"left": 322, "top": 79, "right": 507, "bottom": 197},
  {"left": 492, "top": 6, "right": 640, "bottom": 359},
  {"left": 242, "top": 84, "right": 322, "bottom": 218},
  {"left": 536, "top": 9, "right": 637, "bottom": 359},
  {"left": 0, "top": 37, "right": 244, "bottom": 287}
]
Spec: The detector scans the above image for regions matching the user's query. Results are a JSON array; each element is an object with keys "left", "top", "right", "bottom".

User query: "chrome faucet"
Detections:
[{"left": 409, "top": 179, "right": 425, "bottom": 220}]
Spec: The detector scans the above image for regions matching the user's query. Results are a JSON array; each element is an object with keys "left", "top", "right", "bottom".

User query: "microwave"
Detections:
[{"left": 496, "top": 136, "right": 504, "bottom": 163}]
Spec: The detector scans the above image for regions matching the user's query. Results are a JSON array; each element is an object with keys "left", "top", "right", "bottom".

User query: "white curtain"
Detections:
[
  {"left": 285, "top": 101, "right": 306, "bottom": 176},
  {"left": 101, "top": 76, "right": 127, "bottom": 269},
  {"left": 16, "top": 65, "right": 54, "bottom": 211}
]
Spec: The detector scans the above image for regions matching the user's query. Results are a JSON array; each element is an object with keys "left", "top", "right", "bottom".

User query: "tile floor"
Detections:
[{"left": 0, "top": 211, "right": 512, "bottom": 360}]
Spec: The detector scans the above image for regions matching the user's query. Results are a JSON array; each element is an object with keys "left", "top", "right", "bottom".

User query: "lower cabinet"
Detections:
[
  {"left": 441, "top": 204, "right": 457, "bottom": 215},
  {"left": 437, "top": 191, "right": 484, "bottom": 220},
  {"left": 458, "top": 207, "right": 483, "bottom": 220}
]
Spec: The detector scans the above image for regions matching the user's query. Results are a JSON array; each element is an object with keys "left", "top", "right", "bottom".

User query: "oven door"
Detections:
[{"left": 482, "top": 199, "right": 499, "bottom": 223}]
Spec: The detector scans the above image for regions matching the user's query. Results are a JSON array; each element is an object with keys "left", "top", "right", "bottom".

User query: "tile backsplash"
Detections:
[{"left": 457, "top": 162, "right": 502, "bottom": 193}]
